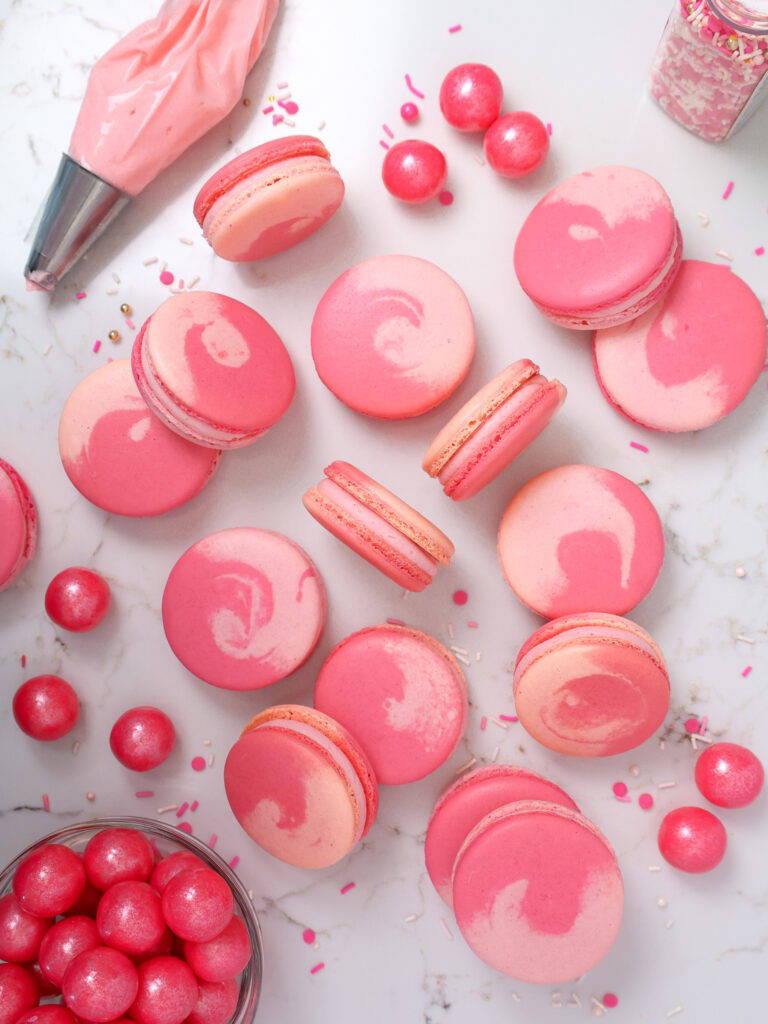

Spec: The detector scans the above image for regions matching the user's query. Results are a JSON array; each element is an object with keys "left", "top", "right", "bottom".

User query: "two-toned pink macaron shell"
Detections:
[
  {"left": 162, "top": 528, "right": 325, "bottom": 690},
  {"left": 132, "top": 291, "right": 295, "bottom": 449},
  {"left": 498, "top": 464, "right": 665, "bottom": 618},
  {"left": 514, "top": 166, "right": 681, "bottom": 330},
  {"left": 0, "top": 457, "right": 37, "bottom": 591},
  {"left": 593, "top": 259, "right": 768, "bottom": 432},
  {"left": 423, "top": 359, "right": 566, "bottom": 500},
  {"left": 224, "top": 704, "right": 378, "bottom": 868},
  {"left": 58, "top": 359, "right": 221, "bottom": 517},
  {"left": 513, "top": 613, "right": 671, "bottom": 757},
  {"left": 314, "top": 624, "right": 468, "bottom": 784},
  {"left": 311, "top": 255, "right": 475, "bottom": 419},
  {"left": 194, "top": 135, "right": 345, "bottom": 261}
]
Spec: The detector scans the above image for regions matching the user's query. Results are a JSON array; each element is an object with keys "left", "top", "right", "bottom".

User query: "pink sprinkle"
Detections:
[
  {"left": 135, "top": 791, "right": 154, "bottom": 798},
  {"left": 742, "top": 666, "right": 753, "bottom": 677},
  {"left": 379, "top": 140, "right": 390, "bottom": 150},
  {"left": 603, "top": 993, "right": 619, "bottom": 1009},
  {"left": 438, "top": 190, "right": 454, "bottom": 206},
  {"left": 278, "top": 100, "right": 299, "bottom": 115},
  {"left": 499, "top": 714, "right": 518, "bottom": 722},
  {"left": 453, "top": 590, "right": 468, "bottom": 605},
  {"left": 310, "top": 963, "right": 325, "bottom": 975},
  {"left": 209, "top": 834, "right": 218, "bottom": 849},
  {"left": 87, "top": 792, "right": 96, "bottom": 801},
  {"left": 159, "top": 270, "right": 174, "bottom": 286},
  {"left": 467, "top": 621, "right": 478, "bottom": 628},
  {"left": 404, "top": 74, "right": 425, "bottom": 99},
  {"left": 685, "top": 717, "right": 700, "bottom": 733},
  {"left": 448, "top": 24, "right": 462, "bottom": 32},
  {"left": 93, "top": 340, "right": 102, "bottom": 353},
  {"left": 303, "top": 928, "right": 316, "bottom": 944},
  {"left": 756, "top": 246, "right": 765, "bottom": 255},
  {"left": 125, "top": 318, "right": 135, "bottom": 330},
  {"left": 262, "top": 105, "right": 274, "bottom": 115},
  {"left": 480, "top": 716, "right": 487, "bottom": 731},
  {"left": 76, "top": 292, "right": 87, "bottom": 300},
  {"left": 229, "top": 856, "right": 240, "bottom": 869},
  {"left": 272, "top": 113, "right": 284, "bottom": 126},
  {"left": 546, "top": 122, "right": 552, "bottom": 135},
  {"left": 698, "top": 716, "right": 708, "bottom": 735},
  {"left": 722, "top": 181, "right": 734, "bottom": 199},
  {"left": 630, "top": 441, "right": 649, "bottom": 453},
  {"left": 340, "top": 882, "right": 355, "bottom": 894},
  {"left": 613, "top": 781, "right": 628, "bottom": 798},
  {"left": 191, "top": 756, "right": 206, "bottom": 771},
  {"left": 42, "top": 794, "right": 50, "bottom": 811},
  {"left": 386, "top": 617, "right": 406, "bottom": 626},
  {"left": 21, "top": 654, "right": 26, "bottom": 668},
  {"left": 382, "top": 123, "right": 394, "bottom": 138},
  {"left": 638, "top": 793, "right": 654, "bottom": 810},
  {"left": 176, "top": 802, "right": 189, "bottom": 818},
  {"left": 177, "top": 822, "right": 193, "bottom": 834},
  {"left": 190, "top": 800, "right": 199, "bottom": 812}
]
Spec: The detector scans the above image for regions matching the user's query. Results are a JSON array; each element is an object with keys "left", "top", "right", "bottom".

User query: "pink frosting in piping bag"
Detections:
[{"left": 69, "top": 0, "right": 280, "bottom": 196}]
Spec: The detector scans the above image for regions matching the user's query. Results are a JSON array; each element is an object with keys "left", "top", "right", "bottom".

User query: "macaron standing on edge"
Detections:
[
  {"left": 0, "top": 457, "right": 37, "bottom": 592},
  {"left": 194, "top": 135, "right": 345, "bottom": 261}
]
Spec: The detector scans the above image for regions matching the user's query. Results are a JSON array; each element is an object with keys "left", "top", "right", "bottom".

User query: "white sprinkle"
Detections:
[
  {"left": 567, "top": 994, "right": 582, "bottom": 1008},
  {"left": 43, "top": 344, "right": 52, "bottom": 356},
  {"left": 735, "top": 566, "right": 746, "bottom": 577},
  {"left": 187, "top": 276, "right": 200, "bottom": 290},
  {"left": 179, "top": 237, "right": 194, "bottom": 246},
  {"left": 473, "top": 153, "right": 486, "bottom": 165},
  {"left": 106, "top": 288, "right": 118, "bottom": 295},
  {"left": 403, "top": 913, "right": 417, "bottom": 922},
  {"left": 552, "top": 991, "right": 563, "bottom": 1007},
  {"left": 658, "top": 781, "right": 677, "bottom": 789},
  {"left": 313, "top": 941, "right": 319, "bottom": 949},
  {"left": 490, "top": 717, "right": 509, "bottom": 730},
  {"left": 208, "top": 753, "right": 215, "bottom": 767},
  {"left": 203, "top": 739, "right": 212, "bottom": 746},
  {"left": 439, "top": 917, "right": 453, "bottom": 940},
  {"left": 666, "top": 1007, "right": 683, "bottom": 1018},
  {"left": 156, "top": 804, "right": 179, "bottom": 814},
  {"left": 491, "top": 745, "right": 500, "bottom": 763},
  {"left": 591, "top": 997, "right": 606, "bottom": 1016},
  {"left": 665, "top": 919, "right": 674, "bottom": 929},
  {"left": 715, "top": 250, "right": 733, "bottom": 261},
  {"left": 475, "top": 651, "right": 482, "bottom": 662},
  {"left": 658, "top": 738, "right": 665, "bottom": 750},
  {"left": 648, "top": 865, "right": 662, "bottom": 871},
  {"left": 450, "top": 645, "right": 469, "bottom": 656},
  {"left": 143, "top": 257, "right": 159, "bottom": 266},
  {"left": 281, "top": 117, "right": 296, "bottom": 127},
  {"left": 447, "top": 622, "right": 455, "bottom": 639},
  {"left": 696, "top": 212, "right": 709, "bottom": 225},
  {"left": 112, "top": 272, "right": 121, "bottom": 284},
  {"left": 72, "top": 740, "right": 80, "bottom": 754},
  {"left": 160, "top": 261, "right": 168, "bottom": 273},
  {"left": 169, "top": 287, "right": 182, "bottom": 294},
  {"left": 737, "top": 634, "right": 755, "bottom": 644},
  {"left": 276, "top": 80, "right": 289, "bottom": 89},
  {"left": 455, "top": 757, "right": 477, "bottom": 775},
  {"left": 317, "top": 120, "right": 326, "bottom": 131},
  {"left": 277, "top": 89, "right": 292, "bottom": 100},
  {"left": 657, "top": 896, "right": 668, "bottom": 908},
  {"left": 453, "top": 653, "right": 471, "bottom": 666},
  {"left": 512, "top": 993, "right": 521, "bottom": 1003},
  {"left": 690, "top": 735, "right": 698, "bottom": 750}
]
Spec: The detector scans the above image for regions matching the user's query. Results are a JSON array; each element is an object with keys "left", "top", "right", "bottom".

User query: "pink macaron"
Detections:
[
  {"left": 314, "top": 624, "right": 468, "bottom": 785},
  {"left": 513, "top": 613, "right": 670, "bottom": 757},
  {"left": 132, "top": 291, "right": 295, "bottom": 449},
  {"left": 514, "top": 166, "right": 682, "bottom": 330},
  {"left": 303, "top": 461, "right": 454, "bottom": 592},
  {"left": 452, "top": 800, "right": 624, "bottom": 983},
  {"left": 311, "top": 255, "right": 475, "bottom": 419},
  {"left": 422, "top": 359, "right": 567, "bottom": 500},
  {"left": 0, "top": 458, "right": 37, "bottom": 593},
  {"left": 194, "top": 135, "right": 345, "bottom": 262},
  {"left": 162, "top": 528, "right": 326, "bottom": 691},
  {"left": 498, "top": 464, "right": 665, "bottom": 618},
  {"left": 425, "top": 765, "right": 579, "bottom": 906},
  {"left": 224, "top": 704, "right": 378, "bottom": 868},
  {"left": 58, "top": 359, "right": 221, "bottom": 517},
  {"left": 593, "top": 259, "right": 768, "bottom": 432}
]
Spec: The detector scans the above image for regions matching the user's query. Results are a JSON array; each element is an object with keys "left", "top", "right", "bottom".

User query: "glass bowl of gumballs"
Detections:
[{"left": 0, "top": 816, "right": 262, "bottom": 1024}]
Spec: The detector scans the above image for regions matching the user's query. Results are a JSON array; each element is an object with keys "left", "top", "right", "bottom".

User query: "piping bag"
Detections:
[{"left": 24, "top": 0, "right": 279, "bottom": 291}]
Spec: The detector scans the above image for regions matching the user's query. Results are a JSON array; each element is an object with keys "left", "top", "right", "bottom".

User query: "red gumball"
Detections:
[
  {"left": 130, "top": 955, "right": 199, "bottom": 1024},
  {"left": 38, "top": 915, "right": 101, "bottom": 987},
  {"left": 162, "top": 868, "right": 234, "bottom": 942},
  {"left": 0, "top": 892, "right": 53, "bottom": 963},
  {"left": 110, "top": 706, "right": 176, "bottom": 772},
  {"left": 0, "top": 962, "right": 39, "bottom": 1024},
  {"left": 13, "top": 674, "right": 80, "bottom": 741},
  {"left": 186, "top": 977, "right": 240, "bottom": 1024},
  {"left": 439, "top": 62, "right": 503, "bottom": 132},
  {"left": 83, "top": 827, "right": 155, "bottom": 891},
  {"left": 13, "top": 843, "right": 87, "bottom": 917},
  {"left": 62, "top": 946, "right": 139, "bottom": 1023},
  {"left": 183, "top": 914, "right": 251, "bottom": 982},
  {"left": 15, "top": 1007, "right": 79, "bottom": 1024},
  {"left": 45, "top": 566, "right": 111, "bottom": 632},
  {"left": 97, "top": 880, "right": 166, "bottom": 956},
  {"left": 657, "top": 806, "right": 727, "bottom": 873},
  {"left": 150, "top": 851, "right": 206, "bottom": 895},
  {"left": 483, "top": 111, "right": 549, "bottom": 178},
  {"left": 381, "top": 140, "right": 447, "bottom": 204},
  {"left": 695, "top": 742, "right": 764, "bottom": 808}
]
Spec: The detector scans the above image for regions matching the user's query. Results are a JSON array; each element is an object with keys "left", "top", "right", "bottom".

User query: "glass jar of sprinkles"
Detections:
[{"left": 650, "top": 0, "right": 768, "bottom": 141}]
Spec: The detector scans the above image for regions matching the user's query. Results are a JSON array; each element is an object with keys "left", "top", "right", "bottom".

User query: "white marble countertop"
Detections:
[{"left": 1, "top": 1, "right": 766, "bottom": 1021}]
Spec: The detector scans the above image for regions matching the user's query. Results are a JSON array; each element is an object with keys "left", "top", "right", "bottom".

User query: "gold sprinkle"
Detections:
[
  {"left": 120, "top": 303, "right": 132, "bottom": 315},
  {"left": 108, "top": 329, "right": 121, "bottom": 343},
  {"left": 243, "top": 98, "right": 251, "bottom": 106},
  {"left": 726, "top": 34, "right": 739, "bottom": 50}
]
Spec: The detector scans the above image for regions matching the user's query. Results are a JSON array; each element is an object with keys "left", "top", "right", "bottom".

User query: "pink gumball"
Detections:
[
  {"left": 183, "top": 914, "right": 251, "bottom": 982},
  {"left": 110, "top": 706, "right": 176, "bottom": 772},
  {"left": 62, "top": 946, "right": 139, "bottom": 1023},
  {"left": 695, "top": 742, "right": 764, "bottom": 808},
  {"left": 13, "top": 675, "right": 80, "bottom": 741},
  {"left": 13, "top": 843, "right": 86, "bottom": 917},
  {"left": 0, "top": 963, "right": 39, "bottom": 1024},
  {"left": 38, "top": 914, "right": 101, "bottom": 987},
  {"left": 15, "top": 1007, "right": 79, "bottom": 1024},
  {"left": 162, "top": 868, "right": 234, "bottom": 942},
  {"left": 186, "top": 977, "right": 240, "bottom": 1024},
  {"left": 400, "top": 101, "right": 419, "bottom": 123},
  {"left": 483, "top": 111, "right": 549, "bottom": 178},
  {"left": 84, "top": 827, "right": 154, "bottom": 890},
  {"left": 658, "top": 806, "right": 727, "bottom": 873},
  {"left": 0, "top": 893, "right": 52, "bottom": 963},
  {"left": 150, "top": 851, "right": 206, "bottom": 895},
  {"left": 45, "top": 566, "right": 111, "bottom": 632},
  {"left": 97, "top": 880, "right": 166, "bottom": 955},
  {"left": 439, "top": 63, "right": 503, "bottom": 131},
  {"left": 130, "top": 955, "right": 199, "bottom": 1024},
  {"left": 381, "top": 140, "right": 447, "bottom": 204}
]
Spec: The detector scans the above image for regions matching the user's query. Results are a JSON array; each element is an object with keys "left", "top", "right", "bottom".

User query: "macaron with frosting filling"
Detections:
[
  {"left": 303, "top": 461, "right": 453, "bottom": 592},
  {"left": 0, "top": 458, "right": 37, "bottom": 592},
  {"left": 513, "top": 612, "right": 670, "bottom": 757},
  {"left": 514, "top": 165, "right": 682, "bottom": 330},
  {"left": 422, "top": 359, "right": 566, "bottom": 500},
  {"left": 224, "top": 704, "right": 378, "bottom": 868},
  {"left": 132, "top": 291, "right": 294, "bottom": 449},
  {"left": 194, "top": 135, "right": 345, "bottom": 261}
]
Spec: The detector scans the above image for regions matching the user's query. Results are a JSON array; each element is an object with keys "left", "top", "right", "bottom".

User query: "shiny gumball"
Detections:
[
  {"left": 400, "top": 101, "right": 419, "bottom": 122},
  {"left": 382, "top": 140, "right": 447, "bottom": 204},
  {"left": 12, "top": 844, "right": 86, "bottom": 917},
  {"left": 110, "top": 706, "right": 176, "bottom": 772},
  {"left": 483, "top": 112, "right": 549, "bottom": 178},
  {"left": 45, "top": 567, "right": 111, "bottom": 632},
  {"left": 695, "top": 742, "right": 764, "bottom": 808},
  {"left": 13, "top": 674, "right": 80, "bottom": 741},
  {"left": 657, "top": 806, "right": 727, "bottom": 873},
  {"left": 0, "top": 962, "right": 39, "bottom": 1024},
  {"left": 62, "top": 946, "right": 139, "bottom": 1022},
  {"left": 439, "top": 63, "right": 503, "bottom": 131}
]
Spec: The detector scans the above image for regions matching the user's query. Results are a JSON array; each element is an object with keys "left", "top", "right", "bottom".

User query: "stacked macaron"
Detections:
[{"left": 0, "top": 457, "right": 37, "bottom": 591}]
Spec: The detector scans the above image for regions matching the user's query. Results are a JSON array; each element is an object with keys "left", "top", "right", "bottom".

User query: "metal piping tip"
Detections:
[{"left": 24, "top": 154, "right": 131, "bottom": 291}]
